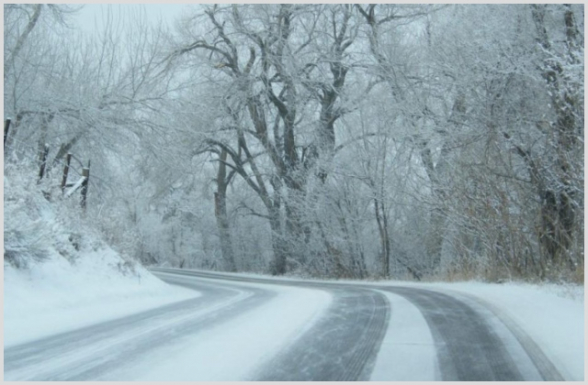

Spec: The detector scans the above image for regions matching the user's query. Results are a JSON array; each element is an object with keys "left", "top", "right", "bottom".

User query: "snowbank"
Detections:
[
  {"left": 4, "top": 247, "right": 198, "bottom": 347},
  {"left": 4, "top": 169, "right": 199, "bottom": 347}
]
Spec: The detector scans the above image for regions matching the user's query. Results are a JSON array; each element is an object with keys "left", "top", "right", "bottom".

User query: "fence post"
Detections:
[
  {"left": 4, "top": 119, "right": 11, "bottom": 148},
  {"left": 61, "top": 153, "right": 72, "bottom": 194},
  {"left": 37, "top": 144, "right": 49, "bottom": 182},
  {"left": 81, "top": 160, "right": 90, "bottom": 210}
]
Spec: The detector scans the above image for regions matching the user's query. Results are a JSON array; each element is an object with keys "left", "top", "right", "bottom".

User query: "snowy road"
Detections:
[
  {"left": 5, "top": 276, "right": 276, "bottom": 380},
  {"left": 4, "top": 268, "right": 567, "bottom": 381}
]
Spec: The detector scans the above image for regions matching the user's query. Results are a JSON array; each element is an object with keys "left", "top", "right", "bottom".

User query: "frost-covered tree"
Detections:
[
  {"left": 167, "top": 4, "right": 381, "bottom": 275},
  {"left": 6, "top": 4, "right": 581, "bottom": 282}
]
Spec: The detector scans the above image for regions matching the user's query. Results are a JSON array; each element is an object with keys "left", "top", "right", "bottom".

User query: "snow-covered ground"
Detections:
[
  {"left": 175, "top": 270, "right": 583, "bottom": 380},
  {"left": 422, "top": 281, "right": 584, "bottom": 381},
  {"left": 4, "top": 259, "right": 583, "bottom": 380},
  {"left": 100, "top": 274, "right": 331, "bottom": 381},
  {"left": 4, "top": 250, "right": 198, "bottom": 347},
  {"left": 7, "top": 147, "right": 580, "bottom": 380},
  {"left": 4, "top": 171, "right": 199, "bottom": 347},
  {"left": 369, "top": 280, "right": 584, "bottom": 381}
]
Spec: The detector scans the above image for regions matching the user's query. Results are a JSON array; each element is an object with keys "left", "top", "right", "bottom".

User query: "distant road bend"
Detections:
[{"left": 4, "top": 267, "right": 564, "bottom": 381}]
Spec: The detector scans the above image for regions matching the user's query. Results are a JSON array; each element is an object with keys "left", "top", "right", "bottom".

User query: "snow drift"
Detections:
[{"left": 4, "top": 167, "right": 197, "bottom": 347}]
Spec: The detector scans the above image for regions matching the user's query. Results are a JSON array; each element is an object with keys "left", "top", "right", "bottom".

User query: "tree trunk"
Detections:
[
  {"left": 268, "top": 204, "right": 287, "bottom": 275},
  {"left": 374, "top": 197, "right": 390, "bottom": 277},
  {"left": 283, "top": 186, "right": 309, "bottom": 267},
  {"left": 419, "top": 93, "right": 465, "bottom": 273},
  {"left": 214, "top": 149, "right": 236, "bottom": 272},
  {"left": 425, "top": 208, "right": 445, "bottom": 271}
]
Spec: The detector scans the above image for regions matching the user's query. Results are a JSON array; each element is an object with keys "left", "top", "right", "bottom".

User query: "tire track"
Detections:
[
  {"left": 154, "top": 269, "right": 564, "bottom": 381},
  {"left": 251, "top": 287, "right": 390, "bottom": 381},
  {"left": 450, "top": 290, "right": 565, "bottom": 381},
  {"left": 7, "top": 267, "right": 564, "bottom": 381},
  {"left": 154, "top": 268, "right": 392, "bottom": 381},
  {"left": 4, "top": 275, "right": 274, "bottom": 381},
  {"left": 383, "top": 286, "right": 524, "bottom": 381}
]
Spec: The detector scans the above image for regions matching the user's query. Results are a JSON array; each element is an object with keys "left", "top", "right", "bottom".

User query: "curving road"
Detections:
[
  {"left": 4, "top": 267, "right": 564, "bottom": 381},
  {"left": 4, "top": 275, "right": 274, "bottom": 380}
]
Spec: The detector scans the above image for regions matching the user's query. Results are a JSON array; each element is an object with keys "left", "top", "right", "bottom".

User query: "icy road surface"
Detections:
[{"left": 4, "top": 268, "right": 573, "bottom": 381}]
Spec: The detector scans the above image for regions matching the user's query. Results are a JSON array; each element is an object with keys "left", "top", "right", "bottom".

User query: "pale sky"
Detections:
[{"left": 73, "top": 3, "right": 190, "bottom": 34}]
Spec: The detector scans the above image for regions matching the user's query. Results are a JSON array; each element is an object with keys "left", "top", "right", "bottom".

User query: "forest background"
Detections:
[{"left": 4, "top": 3, "right": 584, "bottom": 283}]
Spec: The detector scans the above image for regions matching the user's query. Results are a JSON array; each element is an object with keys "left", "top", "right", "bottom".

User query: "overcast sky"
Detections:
[{"left": 73, "top": 3, "right": 189, "bottom": 34}]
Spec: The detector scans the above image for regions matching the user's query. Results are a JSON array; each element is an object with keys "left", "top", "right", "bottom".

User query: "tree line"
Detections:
[{"left": 4, "top": 4, "right": 584, "bottom": 282}]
